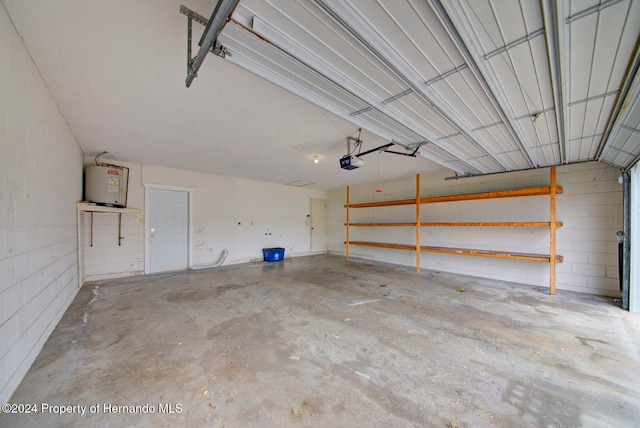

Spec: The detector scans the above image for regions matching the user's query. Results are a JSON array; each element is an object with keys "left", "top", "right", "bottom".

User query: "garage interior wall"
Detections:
[
  {"left": 631, "top": 164, "right": 640, "bottom": 313},
  {"left": 0, "top": 6, "right": 83, "bottom": 404},
  {"left": 81, "top": 159, "right": 327, "bottom": 281},
  {"left": 1, "top": 0, "right": 635, "bottom": 408},
  {"left": 328, "top": 162, "right": 623, "bottom": 297}
]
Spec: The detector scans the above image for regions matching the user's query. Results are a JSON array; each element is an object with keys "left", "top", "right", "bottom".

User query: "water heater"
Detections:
[{"left": 84, "top": 165, "right": 129, "bottom": 208}]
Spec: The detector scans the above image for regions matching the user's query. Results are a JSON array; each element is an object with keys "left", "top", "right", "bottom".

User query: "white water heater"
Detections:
[{"left": 84, "top": 165, "right": 128, "bottom": 208}]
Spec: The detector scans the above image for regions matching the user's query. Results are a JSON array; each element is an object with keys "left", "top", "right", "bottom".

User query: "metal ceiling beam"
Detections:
[
  {"left": 621, "top": 124, "right": 640, "bottom": 133},
  {"left": 424, "top": 64, "right": 468, "bottom": 86},
  {"left": 566, "top": 0, "right": 625, "bottom": 23},
  {"left": 184, "top": 0, "right": 240, "bottom": 88},
  {"left": 568, "top": 91, "right": 620, "bottom": 106},
  {"left": 381, "top": 89, "right": 414, "bottom": 105},
  {"left": 483, "top": 28, "right": 546, "bottom": 60},
  {"left": 349, "top": 107, "right": 373, "bottom": 116},
  {"left": 541, "top": 0, "right": 567, "bottom": 164},
  {"left": 428, "top": 0, "right": 537, "bottom": 169},
  {"left": 312, "top": 0, "right": 510, "bottom": 172}
]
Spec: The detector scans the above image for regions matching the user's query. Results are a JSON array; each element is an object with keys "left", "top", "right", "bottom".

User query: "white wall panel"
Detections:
[
  {"left": 0, "top": 4, "right": 83, "bottom": 403},
  {"left": 630, "top": 163, "right": 640, "bottom": 313},
  {"left": 81, "top": 160, "right": 327, "bottom": 281}
]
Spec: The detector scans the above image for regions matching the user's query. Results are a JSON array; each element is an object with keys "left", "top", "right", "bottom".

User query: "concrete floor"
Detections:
[{"left": 3, "top": 254, "right": 640, "bottom": 427}]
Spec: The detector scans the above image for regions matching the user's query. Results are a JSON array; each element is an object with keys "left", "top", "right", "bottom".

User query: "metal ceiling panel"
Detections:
[
  {"left": 234, "top": 0, "right": 519, "bottom": 173},
  {"left": 438, "top": 133, "right": 504, "bottom": 172},
  {"left": 602, "top": 126, "right": 640, "bottom": 167},
  {"left": 436, "top": 0, "right": 541, "bottom": 167},
  {"left": 330, "top": 0, "right": 536, "bottom": 170},
  {"left": 564, "top": 0, "right": 640, "bottom": 165},
  {"left": 486, "top": 37, "right": 554, "bottom": 118},
  {"left": 568, "top": 15, "right": 597, "bottom": 103},
  {"left": 331, "top": 0, "right": 453, "bottom": 81},
  {"left": 490, "top": 0, "right": 530, "bottom": 43},
  {"left": 220, "top": 5, "right": 482, "bottom": 174},
  {"left": 321, "top": 0, "right": 467, "bottom": 84},
  {"left": 531, "top": 113, "right": 561, "bottom": 166},
  {"left": 473, "top": 128, "right": 531, "bottom": 168},
  {"left": 473, "top": 123, "right": 530, "bottom": 163},
  {"left": 355, "top": 108, "right": 426, "bottom": 145},
  {"left": 340, "top": 111, "right": 430, "bottom": 158},
  {"left": 432, "top": 69, "right": 501, "bottom": 128},
  {"left": 436, "top": 132, "right": 492, "bottom": 161},
  {"left": 247, "top": 10, "right": 409, "bottom": 102},
  {"left": 599, "top": 57, "right": 640, "bottom": 168},
  {"left": 220, "top": 24, "right": 368, "bottom": 115},
  {"left": 590, "top": 8, "right": 630, "bottom": 96},
  {"left": 220, "top": 23, "right": 440, "bottom": 162},
  {"left": 383, "top": 92, "right": 459, "bottom": 139},
  {"left": 213, "top": 0, "right": 640, "bottom": 174},
  {"left": 448, "top": 4, "right": 555, "bottom": 122},
  {"left": 586, "top": 96, "right": 618, "bottom": 139},
  {"left": 418, "top": 144, "right": 482, "bottom": 175},
  {"left": 315, "top": 0, "right": 516, "bottom": 172},
  {"left": 247, "top": 5, "right": 460, "bottom": 139}
]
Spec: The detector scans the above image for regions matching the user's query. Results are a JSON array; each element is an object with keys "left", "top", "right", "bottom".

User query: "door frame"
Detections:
[
  {"left": 310, "top": 198, "right": 327, "bottom": 253},
  {"left": 144, "top": 183, "right": 194, "bottom": 274}
]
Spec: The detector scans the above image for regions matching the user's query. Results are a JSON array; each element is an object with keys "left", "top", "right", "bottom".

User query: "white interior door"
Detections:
[
  {"left": 148, "top": 188, "right": 189, "bottom": 273},
  {"left": 310, "top": 198, "right": 327, "bottom": 253}
]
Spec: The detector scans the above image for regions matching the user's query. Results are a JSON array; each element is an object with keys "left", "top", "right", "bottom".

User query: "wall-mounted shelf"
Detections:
[
  {"left": 345, "top": 167, "right": 563, "bottom": 294},
  {"left": 349, "top": 221, "right": 563, "bottom": 227},
  {"left": 77, "top": 202, "right": 141, "bottom": 214},
  {"left": 420, "top": 221, "right": 564, "bottom": 227},
  {"left": 346, "top": 223, "right": 416, "bottom": 227},
  {"left": 77, "top": 202, "right": 141, "bottom": 247},
  {"left": 347, "top": 241, "right": 564, "bottom": 263}
]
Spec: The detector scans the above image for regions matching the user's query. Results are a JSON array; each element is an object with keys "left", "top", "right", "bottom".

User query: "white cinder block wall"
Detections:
[
  {"left": 630, "top": 164, "right": 639, "bottom": 313},
  {"left": 0, "top": 5, "right": 83, "bottom": 403},
  {"left": 328, "top": 162, "right": 623, "bottom": 297},
  {"left": 82, "top": 160, "right": 327, "bottom": 281}
]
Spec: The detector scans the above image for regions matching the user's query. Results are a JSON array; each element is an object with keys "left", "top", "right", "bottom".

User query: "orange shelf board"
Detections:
[
  {"left": 346, "top": 241, "right": 563, "bottom": 263},
  {"left": 345, "top": 186, "right": 563, "bottom": 208}
]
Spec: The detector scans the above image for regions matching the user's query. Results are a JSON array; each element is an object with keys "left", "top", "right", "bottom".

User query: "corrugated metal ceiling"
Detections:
[{"left": 216, "top": 0, "right": 640, "bottom": 175}]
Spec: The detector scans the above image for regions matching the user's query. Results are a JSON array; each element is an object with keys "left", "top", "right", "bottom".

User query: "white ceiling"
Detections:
[{"left": 3, "top": 0, "right": 640, "bottom": 190}]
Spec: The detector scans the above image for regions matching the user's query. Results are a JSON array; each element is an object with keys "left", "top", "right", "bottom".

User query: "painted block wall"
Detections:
[
  {"left": 0, "top": 5, "right": 83, "bottom": 403},
  {"left": 80, "top": 159, "right": 145, "bottom": 281},
  {"left": 630, "top": 165, "right": 639, "bottom": 314},
  {"left": 82, "top": 160, "right": 327, "bottom": 281},
  {"left": 328, "top": 162, "right": 623, "bottom": 297}
]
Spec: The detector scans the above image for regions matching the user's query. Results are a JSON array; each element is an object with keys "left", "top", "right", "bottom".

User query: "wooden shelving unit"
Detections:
[{"left": 345, "top": 167, "right": 563, "bottom": 294}]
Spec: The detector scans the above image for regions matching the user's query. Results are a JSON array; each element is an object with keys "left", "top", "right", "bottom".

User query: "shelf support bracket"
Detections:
[
  {"left": 549, "top": 167, "right": 558, "bottom": 295},
  {"left": 416, "top": 174, "right": 421, "bottom": 272},
  {"left": 345, "top": 186, "right": 350, "bottom": 261},
  {"left": 90, "top": 212, "right": 94, "bottom": 247}
]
